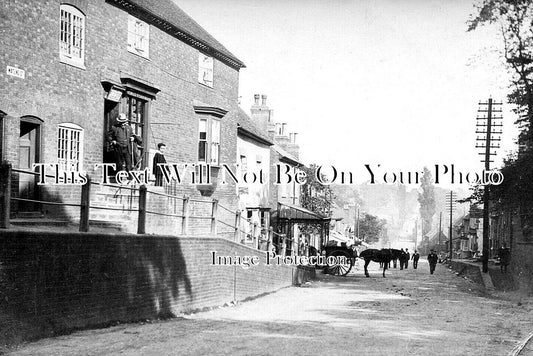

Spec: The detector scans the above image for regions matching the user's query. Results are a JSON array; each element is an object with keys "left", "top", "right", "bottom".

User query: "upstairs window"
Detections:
[
  {"left": 58, "top": 123, "right": 83, "bottom": 171},
  {"left": 198, "top": 54, "right": 214, "bottom": 87},
  {"left": 128, "top": 15, "right": 149, "bottom": 58},
  {"left": 198, "top": 117, "right": 220, "bottom": 165},
  {"left": 60, "top": 5, "right": 85, "bottom": 68}
]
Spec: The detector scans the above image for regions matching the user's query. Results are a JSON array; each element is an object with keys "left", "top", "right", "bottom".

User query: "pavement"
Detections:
[{"left": 4, "top": 259, "right": 533, "bottom": 356}]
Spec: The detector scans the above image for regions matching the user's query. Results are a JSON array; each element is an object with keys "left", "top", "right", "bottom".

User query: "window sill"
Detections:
[
  {"left": 127, "top": 48, "right": 150, "bottom": 60},
  {"left": 198, "top": 82, "right": 214, "bottom": 89},
  {"left": 59, "top": 56, "right": 86, "bottom": 70}
]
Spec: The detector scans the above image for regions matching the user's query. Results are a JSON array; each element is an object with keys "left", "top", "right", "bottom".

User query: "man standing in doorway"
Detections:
[{"left": 107, "top": 113, "right": 140, "bottom": 172}]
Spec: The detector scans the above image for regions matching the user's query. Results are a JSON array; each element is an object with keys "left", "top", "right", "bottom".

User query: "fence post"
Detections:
[
  {"left": 253, "top": 223, "right": 259, "bottom": 249},
  {"left": 79, "top": 176, "right": 91, "bottom": 232},
  {"left": 268, "top": 227, "right": 273, "bottom": 252},
  {"left": 234, "top": 210, "right": 241, "bottom": 242},
  {"left": 0, "top": 161, "right": 11, "bottom": 229},
  {"left": 211, "top": 199, "right": 218, "bottom": 236},
  {"left": 281, "top": 234, "right": 287, "bottom": 256},
  {"left": 182, "top": 196, "right": 189, "bottom": 235},
  {"left": 137, "top": 185, "right": 147, "bottom": 234}
]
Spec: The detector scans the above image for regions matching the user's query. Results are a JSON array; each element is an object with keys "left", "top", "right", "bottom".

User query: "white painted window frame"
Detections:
[
  {"left": 127, "top": 15, "right": 150, "bottom": 58},
  {"left": 57, "top": 123, "right": 84, "bottom": 171},
  {"left": 59, "top": 4, "right": 86, "bottom": 69}
]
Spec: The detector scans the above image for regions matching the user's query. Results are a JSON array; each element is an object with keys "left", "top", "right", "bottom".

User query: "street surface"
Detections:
[{"left": 6, "top": 259, "right": 533, "bottom": 356}]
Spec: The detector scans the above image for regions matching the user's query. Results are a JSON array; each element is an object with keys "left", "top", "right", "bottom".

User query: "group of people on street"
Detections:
[
  {"left": 395, "top": 248, "right": 419, "bottom": 269},
  {"left": 390, "top": 248, "right": 437, "bottom": 274}
]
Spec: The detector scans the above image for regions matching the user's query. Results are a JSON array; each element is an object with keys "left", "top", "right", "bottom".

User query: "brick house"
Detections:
[
  {"left": 0, "top": 0, "right": 245, "bottom": 229},
  {"left": 247, "top": 94, "right": 328, "bottom": 256},
  {"left": 236, "top": 108, "right": 272, "bottom": 245}
]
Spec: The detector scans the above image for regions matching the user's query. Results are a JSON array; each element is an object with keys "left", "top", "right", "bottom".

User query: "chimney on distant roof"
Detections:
[
  {"left": 250, "top": 93, "right": 272, "bottom": 134},
  {"left": 289, "top": 133, "right": 298, "bottom": 144},
  {"left": 286, "top": 132, "right": 300, "bottom": 160}
]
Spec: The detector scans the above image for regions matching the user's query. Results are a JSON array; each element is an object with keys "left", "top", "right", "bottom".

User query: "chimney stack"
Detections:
[
  {"left": 289, "top": 133, "right": 298, "bottom": 144},
  {"left": 250, "top": 93, "right": 273, "bottom": 134}
]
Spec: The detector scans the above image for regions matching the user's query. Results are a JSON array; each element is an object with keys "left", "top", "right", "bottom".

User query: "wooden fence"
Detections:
[{"left": 0, "top": 162, "right": 290, "bottom": 254}]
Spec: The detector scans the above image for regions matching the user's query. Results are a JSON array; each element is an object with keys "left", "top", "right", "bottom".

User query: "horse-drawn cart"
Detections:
[{"left": 322, "top": 242, "right": 358, "bottom": 276}]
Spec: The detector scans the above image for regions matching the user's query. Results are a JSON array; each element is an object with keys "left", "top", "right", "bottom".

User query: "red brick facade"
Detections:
[
  {"left": 0, "top": 0, "right": 242, "bottom": 219},
  {"left": 0, "top": 229, "right": 314, "bottom": 345}
]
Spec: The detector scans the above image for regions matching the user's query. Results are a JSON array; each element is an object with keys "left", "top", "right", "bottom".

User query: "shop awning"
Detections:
[{"left": 272, "top": 202, "right": 330, "bottom": 224}]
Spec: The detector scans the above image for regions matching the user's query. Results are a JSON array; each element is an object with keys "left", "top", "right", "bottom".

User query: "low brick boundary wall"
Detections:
[
  {"left": 0, "top": 230, "right": 313, "bottom": 345},
  {"left": 448, "top": 260, "right": 492, "bottom": 289}
]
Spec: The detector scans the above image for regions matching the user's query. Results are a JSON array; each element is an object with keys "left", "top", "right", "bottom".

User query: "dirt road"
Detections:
[{"left": 6, "top": 259, "right": 533, "bottom": 356}]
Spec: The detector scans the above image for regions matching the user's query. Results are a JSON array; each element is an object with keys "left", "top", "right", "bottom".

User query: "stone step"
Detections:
[
  {"left": 14, "top": 211, "right": 45, "bottom": 219},
  {"left": 10, "top": 218, "right": 72, "bottom": 228}
]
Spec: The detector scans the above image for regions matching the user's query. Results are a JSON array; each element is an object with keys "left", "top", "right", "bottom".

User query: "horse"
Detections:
[{"left": 359, "top": 248, "right": 404, "bottom": 277}]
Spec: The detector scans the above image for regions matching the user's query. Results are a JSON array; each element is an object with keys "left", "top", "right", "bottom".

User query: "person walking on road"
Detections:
[
  {"left": 411, "top": 250, "right": 420, "bottom": 269},
  {"left": 428, "top": 250, "right": 438, "bottom": 274},
  {"left": 404, "top": 248, "right": 410, "bottom": 269},
  {"left": 399, "top": 249, "right": 405, "bottom": 270}
]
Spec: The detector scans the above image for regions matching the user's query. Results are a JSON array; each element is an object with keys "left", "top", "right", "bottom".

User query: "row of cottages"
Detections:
[
  {"left": 0, "top": 0, "right": 246, "bottom": 234},
  {"left": 0, "top": 0, "right": 327, "bottom": 249},
  {"left": 241, "top": 94, "right": 329, "bottom": 255}
]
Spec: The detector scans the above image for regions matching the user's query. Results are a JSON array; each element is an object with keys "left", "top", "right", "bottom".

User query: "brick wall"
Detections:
[
  {"left": 0, "top": 230, "right": 313, "bottom": 345},
  {"left": 0, "top": 0, "right": 240, "bottom": 218}
]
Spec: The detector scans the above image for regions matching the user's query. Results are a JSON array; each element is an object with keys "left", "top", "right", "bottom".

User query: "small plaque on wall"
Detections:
[
  {"left": 6, "top": 66, "right": 25, "bottom": 79},
  {"left": 107, "top": 87, "right": 123, "bottom": 102}
]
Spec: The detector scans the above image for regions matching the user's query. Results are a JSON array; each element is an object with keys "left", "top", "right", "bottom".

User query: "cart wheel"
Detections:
[{"left": 326, "top": 250, "right": 353, "bottom": 276}]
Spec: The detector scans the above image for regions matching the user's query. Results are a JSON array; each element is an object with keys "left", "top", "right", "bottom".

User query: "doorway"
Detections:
[
  {"left": 18, "top": 117, "right": 41, "bottom": 212},
  {"left": 103, "top": 99, "right": 120, "bottom": 170}
]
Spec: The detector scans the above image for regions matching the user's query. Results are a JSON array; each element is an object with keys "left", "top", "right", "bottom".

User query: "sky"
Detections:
[{"left": 177, "top": 0, "right": 518, "bottom": 187}]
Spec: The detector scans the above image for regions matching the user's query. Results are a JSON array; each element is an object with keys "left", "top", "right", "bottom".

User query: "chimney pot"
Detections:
[
  {"left": 290, "top": 133, "right": 298, "bottom": 143},
  {"left": 254, "top": 94, "right": 260, "bottom": 105},
  {"left": 261, "top": 95, "right": 267, "bottom": 106}
]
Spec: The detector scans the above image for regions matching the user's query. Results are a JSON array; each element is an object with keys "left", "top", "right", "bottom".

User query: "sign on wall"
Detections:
[{"left": 6, "top": 66, "right": 25, "bottom": 79}]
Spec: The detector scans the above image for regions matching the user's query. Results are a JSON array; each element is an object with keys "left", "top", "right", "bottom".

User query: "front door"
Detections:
[
  {"left": 18, "top": 119, "right": 41, "bottom": 211},
  {"left": 103, "top": 99, "right": 120, "bottom": 171}
]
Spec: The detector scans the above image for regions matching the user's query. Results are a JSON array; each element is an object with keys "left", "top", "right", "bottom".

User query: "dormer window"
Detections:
[
  {"left": 127, "top": 15, "right": 149, "bottom": 58},
  {"left": 59, "top": 4, "right": 85, "bottom": 69}
]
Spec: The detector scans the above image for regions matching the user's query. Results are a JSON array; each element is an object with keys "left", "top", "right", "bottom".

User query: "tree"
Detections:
[
  {"left": 300, "top": 164, "right": 334, "bottom": 217},
  {"left": 299, "top": 164, "right": 335, "bottom": 235},
  {"left": 469, "top": 1, "right": 533, "bottom": 237},
  {"left": 331, "top": 185, "right": 363, "bottom": 210},
  {"left": 359, "top": 213, "right": 387, "bottom": 244},
  {"left": 469, "top": 0, "right": 533, "bottom": 145},
  {"left": 418, "top": 167, "right": 436, "bottom": 236}
]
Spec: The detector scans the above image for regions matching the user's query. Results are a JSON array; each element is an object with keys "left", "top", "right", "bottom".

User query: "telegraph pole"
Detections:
[
  {"left": 438, "top": 212, "right": 442, "bottom": 246},
  {"left": 414, "top": 220, "right": 418, "bottom": 251},
  {"left": 357, "top": 209, "right": 360, "bottom": 239},
  {"left": 446, "top": 191, "right": 457, "bottom": 260},
  {"left": 475, "top": 98, "right": 502, "bottom": 273}
]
